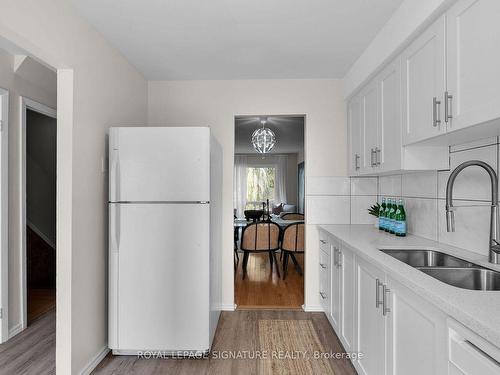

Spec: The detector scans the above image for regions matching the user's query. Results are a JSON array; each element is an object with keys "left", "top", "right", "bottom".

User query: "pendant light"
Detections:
[{"left": 251, "top": 118, "right": 276, "bottom": 153}]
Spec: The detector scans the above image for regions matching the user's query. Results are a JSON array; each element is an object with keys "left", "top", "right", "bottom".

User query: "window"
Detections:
[{"left": 246, "top": 167, "right": 275, "bottom": 210}]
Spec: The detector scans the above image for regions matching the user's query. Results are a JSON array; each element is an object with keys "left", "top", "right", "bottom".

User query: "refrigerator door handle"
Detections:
[
  {"left": 110, "top": 204, "right": 120, "bottom": 252},
  {"left": 110, "top": 149, "right": 121, "bottom": 202}
]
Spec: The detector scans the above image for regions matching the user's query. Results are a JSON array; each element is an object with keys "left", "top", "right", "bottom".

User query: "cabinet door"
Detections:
[
  {"left": 402, "top": 15, "right": 446, "bottom": 145},
  {"left": 319, "top": 245, "right": 331, "bottom": 316},
  {"left": 330, "top": 238, "right": 342, "bottom": 330},
  {"left": 348, "top": 95, "right": 363, "bottom": 175},
  {"left": 378, "top": 58, "right": 402, "bottom": 172},
  {"left": 339, "top": 245, "right": 355, "bottom": 352},
  {"left": 356, "top": 256, "right": 386, "bottom": 375},
  {"left": 361, "top": 81, "right": 380, "bottom": 171},
  {"left": 447, "top": 0, "right": 500, "bottom": 131},
  {"left": 386, "top": 276, "right": 447, "bottom": 375}
]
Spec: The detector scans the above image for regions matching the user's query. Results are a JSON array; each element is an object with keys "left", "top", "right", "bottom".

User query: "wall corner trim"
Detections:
[{"left": 78, "top": 346, "right": 110, "bottom": 375}]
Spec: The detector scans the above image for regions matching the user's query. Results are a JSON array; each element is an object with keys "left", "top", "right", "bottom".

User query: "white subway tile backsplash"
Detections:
[
  {"left": 402, "top": 171, "right": 438, "bottom": 198},
  {"left": 437, "top": 144, "right": 497, "bottom": 201},
  {"left": 351, "top": 177, "right": 378, "bottom": 196},
  {"left": 379, "top": 175, "right": 402, "bottom": 197},
  {"left": 351, "top": 196, "right": 378, "bottom": 225},
  {"left": 306, "top": 196, "right": 350, "bottom": 225},
  {"left": 306, "top": 176, "right": 350, "bottom": 195},
  {"left": 405, "top": 198, "right": 438, "bottom": 241},
  {"left": 437, "top": 200, "right": 490, "bottom": 257}
]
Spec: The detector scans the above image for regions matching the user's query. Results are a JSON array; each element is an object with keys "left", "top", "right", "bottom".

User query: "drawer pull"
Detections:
[{"left": 464, "top": 340, "right": 500, "bottom": 367}]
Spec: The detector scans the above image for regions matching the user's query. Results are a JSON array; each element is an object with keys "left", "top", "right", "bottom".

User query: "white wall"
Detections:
[
  {"left": 0, "top": 1, "right": 147, "bottom": 373},
  {"left": 148, "top": 79, "right": 347, "bottom": 310},
  {"left": 342, "top": 0, "right": 453, "bottom": 97},
  {"left": 0, "top": 48, "right": 57, "bottom": 336}
]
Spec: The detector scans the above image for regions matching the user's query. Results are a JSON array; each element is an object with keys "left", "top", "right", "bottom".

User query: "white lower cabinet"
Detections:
[
  {"left": 355, "top": 256, "right": 387, "bottom": 375},
  {"left": 385, "top": 276, "right": 447, "bottom": 375},
  {"left": 319, "top": 240, "right": 331, "bottom": 316},
  {"left": 339, "top": 244, "right": 355, "bottom": 352},
  {"left": 318, "top": 230, "right": 500, "bottom": 375},
  {"left": 330, "top": 236, "right": 342, "bottom": 330}
]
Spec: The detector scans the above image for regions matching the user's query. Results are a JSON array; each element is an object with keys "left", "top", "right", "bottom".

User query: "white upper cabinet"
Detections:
[
  {"left": 361, "top": 81, "right": 380, "bottom": 172},
  {"left": 378, "top": 58, "right": 402, "bottom": 172},
  {"left": 446, "top": 0, "right": 500, "bottom": 132},
  {"left": 402, "top": 15, "right": 446, "bottom": 145},
  {"left": 348, "top": 95, "right": 363, "bottom": 175}
]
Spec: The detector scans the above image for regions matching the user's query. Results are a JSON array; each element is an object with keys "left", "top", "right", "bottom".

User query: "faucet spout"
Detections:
[{"left": 445, "top": 160, "right": 500, "bottom": 264}]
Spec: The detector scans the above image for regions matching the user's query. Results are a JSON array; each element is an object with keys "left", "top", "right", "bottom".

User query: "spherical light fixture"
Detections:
[{"left": 251, "top": 119, "right": 276, "bottom": 153}]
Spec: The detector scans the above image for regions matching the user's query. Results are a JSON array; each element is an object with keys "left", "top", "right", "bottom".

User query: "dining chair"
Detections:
[
  {"left": 240, "top": 222, "right": 281, "bottom": 279},
  {"left": 280, "top": 223, "right": 305, "bottom": 279},
  {"left": 281, "top": 213, "right": 305, "bottom": 220}
]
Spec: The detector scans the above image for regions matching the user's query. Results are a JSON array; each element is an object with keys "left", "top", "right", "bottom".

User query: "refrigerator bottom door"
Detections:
[{"left": 115, "top": 203, "right": 210, "bottom": 351}]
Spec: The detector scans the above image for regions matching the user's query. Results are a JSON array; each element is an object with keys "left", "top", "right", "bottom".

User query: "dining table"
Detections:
[{"left": 233, "top": 216, "right": 304, "bottom": 228}]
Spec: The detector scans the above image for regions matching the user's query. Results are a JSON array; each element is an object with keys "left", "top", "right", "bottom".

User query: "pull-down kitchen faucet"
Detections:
[{"left": 446, "top": 160, "right": 500, "bottom": 264}]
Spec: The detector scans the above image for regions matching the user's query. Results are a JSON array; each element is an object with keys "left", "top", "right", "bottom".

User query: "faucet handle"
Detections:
[{"left": 446, "top": 209, "right": 455, "bottom": 232}]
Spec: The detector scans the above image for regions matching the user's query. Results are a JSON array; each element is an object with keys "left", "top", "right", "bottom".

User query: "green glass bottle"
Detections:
[
  {"left": 395, "top": 199, "right": 407, "bottom": 237},
  {"left": 379, "top": 198, "right": 387, "bottom": 231},
  {"left": 388, "top": 199, "right": 396, "bottom": 234},
  {"left": 383, "top": 198, "right": 392, "bottom": 232}
]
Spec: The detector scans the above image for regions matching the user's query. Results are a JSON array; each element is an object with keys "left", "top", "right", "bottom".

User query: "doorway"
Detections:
[
  {"left": 22, "top": 100, "right": 57, "bottom": 326},
  {"left": 233, "top": 115, "right": 305, "bottom": 309}
]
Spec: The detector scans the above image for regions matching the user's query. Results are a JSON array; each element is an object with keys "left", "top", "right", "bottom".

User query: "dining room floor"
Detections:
[{"left": 235, "top": 251, "right": 304, "bottom": 309}]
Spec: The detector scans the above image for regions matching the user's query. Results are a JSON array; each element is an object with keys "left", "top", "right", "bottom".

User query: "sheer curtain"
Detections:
[
  {"left": 274, "top": 155, "right": 288, "bottom": 205},
  {"left": 233, "top": 155, "right": 248, "bottom": 218}
]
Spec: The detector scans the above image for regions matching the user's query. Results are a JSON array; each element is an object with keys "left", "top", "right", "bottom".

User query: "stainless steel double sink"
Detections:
[{"left": 380, "top": 249, "right": 500, "bottom": 291}]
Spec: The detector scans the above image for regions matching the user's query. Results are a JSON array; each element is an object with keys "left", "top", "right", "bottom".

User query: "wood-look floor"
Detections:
[
  {"left": 93, "top": 310, "right": 357, "bottom": 375},
  {"left": 0, "top": 310, "right": 55, "bottom": 375},
  {"left": 28, "top": 288, "right": 56, "bottom": 324},
  {"left": 235, "top": 251, "right": 304, "bottom": 309}
]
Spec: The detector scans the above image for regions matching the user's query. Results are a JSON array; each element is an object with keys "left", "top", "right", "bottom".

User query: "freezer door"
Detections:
[
  {"left": 109, "top": 127, "right": 210, "bottom": 202},
  {"left": 112, "top": 203, "right": 210, "bottom": 351}
]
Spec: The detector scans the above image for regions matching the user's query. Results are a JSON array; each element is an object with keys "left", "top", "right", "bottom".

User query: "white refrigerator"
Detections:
[{"left": 108, "top": 127, "right": 222, "bottom": 355}]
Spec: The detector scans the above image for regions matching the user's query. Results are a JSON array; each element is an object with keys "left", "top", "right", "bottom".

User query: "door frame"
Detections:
[
  {"left": 0, "top": 88, "right": 9, "bottom": 343},
  {"left": 232, "top": 113, "right": 307, "bottom": 309},
  {"left": 19, "top": 97, "right": 56, "bottom": 330}
]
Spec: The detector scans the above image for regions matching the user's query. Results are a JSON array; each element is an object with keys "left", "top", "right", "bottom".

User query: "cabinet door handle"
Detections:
[
  {"left": 433, "top": 97, "right": 441, "bottom": 127},
  {"left": 445, "top": 91, "right": 453, "bottom": 124},
  {"left": 375, "top": 147, "right": 381, "bottom": 166},
  {"left": 375, "top": 279, "right": 383, "bottom": 308},
  {"left": 333, "top": 247, "right": 338, "bottom": 266},
  {"left": 355, "top": 153, "right": 360, "bottom": 170},
  {"left": 371, "top": 148, "right": 377, "bottom": 167},
  {"left": 319, "top": 263, "right": 327, "bottom": 269},
  {"left": 383, "top": 284, "right": 391, "bottom": 316},
  {"left": 337, "top": 251, "right": 342, "bottom": 268},
  {"left": 320, "top": 292, "right": 327, "bottom": 300}
]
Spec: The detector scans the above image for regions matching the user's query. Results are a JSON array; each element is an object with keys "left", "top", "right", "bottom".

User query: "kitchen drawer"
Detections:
[
  {"left": 319, "top": 249, "right": 331, "bottom": 314},
  {"left": 319, "top": 231, "right": 331, "bottom": 254},
  {"left": 448, "top": 320, "right": 500, "bottom": 375}
]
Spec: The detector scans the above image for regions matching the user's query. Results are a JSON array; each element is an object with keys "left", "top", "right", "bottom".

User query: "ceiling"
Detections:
[
  {"left": 235, "top": 116, "right": 304, "bottom": 154},
  {"left": 70, "top": 0, "right": 404, "bottom": 80}
]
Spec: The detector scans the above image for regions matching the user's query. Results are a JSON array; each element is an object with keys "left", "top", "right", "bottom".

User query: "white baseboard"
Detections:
[
  {"left": 8, "top": 323, "right": 23, "bottom": 338},
  {"left": 221, "top": 303, "right": 236, "bottom": 311},
  {"left": 302, "top": 304, "right": 324, "bottom": 312},
  {"left": 27, "top": 220, "right": 55, "bottom": 249},
  {"left": 78, "top": 346, "right": 110, "bottom": 375}
]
